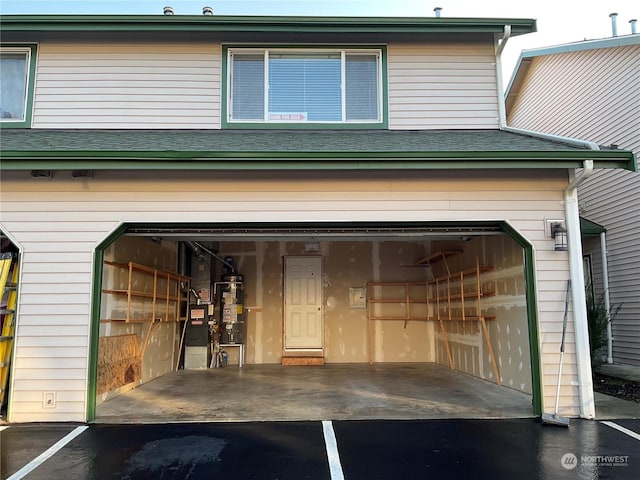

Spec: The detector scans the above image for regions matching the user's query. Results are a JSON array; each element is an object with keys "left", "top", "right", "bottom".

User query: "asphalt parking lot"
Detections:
[{"left": 1, "top": 418, "right": 638, "bottom": 479}]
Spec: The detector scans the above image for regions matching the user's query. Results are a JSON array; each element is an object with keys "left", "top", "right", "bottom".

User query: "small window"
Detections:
[
  {"left": 227, "top": 48, "right": 382, "bottom": 125},
  {"left": 0, "top": 46, "right": 36, "bottom": 128}
]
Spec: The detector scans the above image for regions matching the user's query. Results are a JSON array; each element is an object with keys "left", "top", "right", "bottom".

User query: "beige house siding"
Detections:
[
  {"left": 32, "top": 43, "right": 222, "bottom": 129},
  {"left": 28, "top": 42, "right": 501, "bottom": 131},
  {"left": 387, "top": 43, "right": 500, "bottom": 130},
  {"left": 507, "top": 43, "right": 640, "bottom": 366},
  {"left": 1, "top": 170, "right": 577, "bottom": 422}
]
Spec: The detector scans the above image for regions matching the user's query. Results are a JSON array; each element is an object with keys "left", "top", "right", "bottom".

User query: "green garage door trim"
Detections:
[{"left": 87, "top": 221, "right": 542, "bottom": 421}]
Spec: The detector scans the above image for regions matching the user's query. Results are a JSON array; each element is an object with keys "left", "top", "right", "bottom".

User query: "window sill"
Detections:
[{"left": 222, "top": 122, "right": 387, "bottom": 130}]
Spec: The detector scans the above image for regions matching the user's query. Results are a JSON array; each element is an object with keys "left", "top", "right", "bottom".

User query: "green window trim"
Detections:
[
  {"left": 222, "top": 44, "right": 389, "bottom": 130},
  {"left": 0, "top": 44, "right": 37, "bottom": 129}
]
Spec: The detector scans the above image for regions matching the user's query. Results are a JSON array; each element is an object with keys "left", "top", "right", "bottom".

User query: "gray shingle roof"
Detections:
[
  {"left": 0, "top": 129, "right": 587, "bottom": 152},
  {"left": 1, "top": 129, "right": 635, "bottom": 171}
]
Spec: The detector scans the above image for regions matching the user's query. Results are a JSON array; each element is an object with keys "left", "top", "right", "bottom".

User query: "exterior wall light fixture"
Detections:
[{"left": 551, "top": 222, "right": 568, "bottom": 251}]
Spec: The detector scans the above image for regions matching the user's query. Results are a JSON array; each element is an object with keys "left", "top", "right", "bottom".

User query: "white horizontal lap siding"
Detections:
[
  {"left": 508, "top": 45, "right": 640, "bottom": 367},
  {"left": 9, "top": 249, "right": 96, "bottom": 422},
  {"left": 1, "top": 170, "right": 575, "bottom": 420},
  {"left": 387, "top": 44, "right": 500, "bottom": 130},
  {"left": 32, "top": 43, "right": 221, "bottom": 129}
]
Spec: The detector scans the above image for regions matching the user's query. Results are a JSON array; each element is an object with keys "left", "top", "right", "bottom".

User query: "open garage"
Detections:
[{"left": 90, "top": 223, "right": 539, "bottom": 422}]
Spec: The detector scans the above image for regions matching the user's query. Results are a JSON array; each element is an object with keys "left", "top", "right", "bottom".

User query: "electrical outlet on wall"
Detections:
[
  {"left": 43, "top": 391, "right": 56, "bottom": 408},
  {"left": 349, "top": 287, "right": 367, "bottom": 308}
]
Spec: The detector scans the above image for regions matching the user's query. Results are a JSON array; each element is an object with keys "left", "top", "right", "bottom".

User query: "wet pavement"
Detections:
[{"left": 1, "top": 418, "right": 639, "bottom": 479}]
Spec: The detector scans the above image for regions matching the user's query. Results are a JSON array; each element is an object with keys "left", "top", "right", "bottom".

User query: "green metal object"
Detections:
[
  {"left": 0, "top": 15, "right": 537, "bottom": 36},
  {"left": 500, "top": 221, "right": 543, "bottom": 416},
  {"left": 86, "top": 224, "right": 127, "bottom": 422}
]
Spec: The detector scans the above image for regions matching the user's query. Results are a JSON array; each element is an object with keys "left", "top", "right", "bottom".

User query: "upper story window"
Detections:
[
  {"left": 0, "top": 45, "right": 36, "bottom": 128},
  {"left": 226, "top": 48, "right": 384, "bottom": 127}
]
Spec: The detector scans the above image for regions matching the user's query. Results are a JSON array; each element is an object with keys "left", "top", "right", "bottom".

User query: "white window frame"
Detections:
[
  {"left": 0, "top": 46, "right": 34, "bottom": 125},
  {"left": 227, "top": 48, "right": 383, "bottom": 124}
]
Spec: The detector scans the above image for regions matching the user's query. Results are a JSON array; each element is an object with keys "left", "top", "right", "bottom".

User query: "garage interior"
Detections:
[{"left": 95, "top": 224, "right": 535, "bottom": 422}]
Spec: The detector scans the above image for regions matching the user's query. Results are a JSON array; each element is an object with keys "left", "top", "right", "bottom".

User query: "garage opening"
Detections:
[{"left": 91, "top": 222, "right": 541, "bottom": 422}]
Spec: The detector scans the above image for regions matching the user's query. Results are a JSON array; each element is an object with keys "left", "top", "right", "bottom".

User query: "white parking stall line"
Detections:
[
  {"left": 602, "top": 421, "right": 640, "bottom": 441},
  {"left": 7, "top": 425, "right": 89, "bottom": 480},
  {"left": 322, "top": 420, "right": 345, "bottom": 480}
]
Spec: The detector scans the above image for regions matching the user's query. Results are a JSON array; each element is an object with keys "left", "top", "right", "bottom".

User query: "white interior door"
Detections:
[{"left": 284, "top": 256, "right": 323, "bottom": 349}]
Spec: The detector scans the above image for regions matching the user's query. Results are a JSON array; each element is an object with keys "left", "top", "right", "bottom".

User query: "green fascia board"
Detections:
[
  {"left": 0, "top": 14, "right": 536, "bottom": 36},
  {"left": 1, "top": 150, "right": 635, "bottom": 171}
]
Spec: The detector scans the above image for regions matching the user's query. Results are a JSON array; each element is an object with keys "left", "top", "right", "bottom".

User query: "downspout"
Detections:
[
  {"left": 565, "top": 159, "right": 596, "bottom": 419},
  {"left": 600, "top": 232, "right": 613, "bottom": 364},
  {"left": 495, "top": 25, "right": 511, "bottom": 127}
]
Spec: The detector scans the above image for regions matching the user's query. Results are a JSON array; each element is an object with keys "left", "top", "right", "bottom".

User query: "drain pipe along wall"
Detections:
[{"left": 565, "top": 160, "right": 595, "bottom": 419}]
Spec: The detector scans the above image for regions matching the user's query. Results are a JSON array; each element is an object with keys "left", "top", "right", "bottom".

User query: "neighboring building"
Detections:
[
  {"left": 506, "top": 29, "right": 640, "bottom": 367},
  {"left": 0, "top": 13, "right": 635, "bottom": 424}
]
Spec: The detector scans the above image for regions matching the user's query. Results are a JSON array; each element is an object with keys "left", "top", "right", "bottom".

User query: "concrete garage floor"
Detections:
[{"left": 95, "top": 363, "right": 535, "bottom": 423}]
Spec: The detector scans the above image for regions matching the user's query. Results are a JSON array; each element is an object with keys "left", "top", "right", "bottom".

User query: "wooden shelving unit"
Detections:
[
  {"left": 366, "top": 251, "right": 501, "bottom": 385},
  {"left": 366, "top": 282, "right": 431, "bottom": 364},
  {"left": 429, "top": 257, "right": 500, "bottom": 385},
  {"left": 101, "top": 261, "right": 190, "bottom": 323}
]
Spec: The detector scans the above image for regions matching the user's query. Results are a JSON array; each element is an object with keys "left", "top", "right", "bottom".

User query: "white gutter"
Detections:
[
  {"left": 564, "top": 159, "right": 595, "bottom": 419},
  {"left": 601, "top": 232, "right": 613, "bottom": 364}
]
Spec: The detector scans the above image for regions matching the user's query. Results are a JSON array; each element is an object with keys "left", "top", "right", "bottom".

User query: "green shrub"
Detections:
[{"left": 585, "top": 283, "right": 621, "bottom": 366}]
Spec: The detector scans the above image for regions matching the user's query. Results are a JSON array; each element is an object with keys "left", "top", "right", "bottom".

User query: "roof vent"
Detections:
[
  {"left": 163, "top": 6, "right": 175, "bottom": 15},
  {"left": 203, "top": 6, "right": 214, "bottom": 15},
  {"left": 609, "top": 12, "right": 618, "bottom": 36},
  {"left": 631, "top": 19, "right": 638, "bottom": 34},
  {"left": 434, "top": 7, "right": 442, "bottom": 18}
]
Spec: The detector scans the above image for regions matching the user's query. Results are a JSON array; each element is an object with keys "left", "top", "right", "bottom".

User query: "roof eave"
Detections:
[
  {"left": 0, "top": 14, "right": 537, "bottom": 36},
  {"left": 1, "top": 150, "right": 634, "bottom": 171}
]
